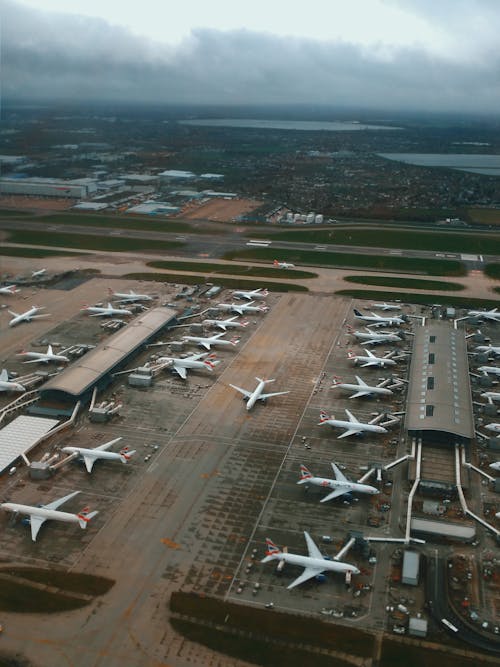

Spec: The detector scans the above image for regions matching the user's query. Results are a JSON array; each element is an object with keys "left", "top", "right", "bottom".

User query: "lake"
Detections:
[
  {"left": 180, "top": 119, "right": 401, "bottom": 132},
  {"left": 379, "top": 153, "right": 500, "bottom": 175}
]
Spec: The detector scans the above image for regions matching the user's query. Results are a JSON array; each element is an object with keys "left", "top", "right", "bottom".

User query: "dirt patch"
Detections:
[{"left": 181, "top": 197, "right": 262, "bottom": 222}]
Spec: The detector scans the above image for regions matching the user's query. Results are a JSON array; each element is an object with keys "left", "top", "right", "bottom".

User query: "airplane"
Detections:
[
  {"left": 477, "top": 366, "right": 500, "bottom": 377},
  {"left": 202, "top": 315, "right": 249, "bottom": 331},
  {"left": 490, "top": 462, "right": 500, "bottom": 472},
  {"left": 484, "top": 423, "right": 500, "bottom": 435},
  {"left": 61, "top": 437, "right": 136, "bottom": 473},
  {"left": 0, "top": 490, "right": 98, "bottom": 542},
  {"left": 348, "top": 327, "right": 404, "bottom": 346},
  {"left": 108, "top": 288, "right": 154, "bottom": 303},
  {"left": 31, "top": 268, "right": 47, "bottom": 278},
  {"left": 318, "top": 409, "right": 388, "bottom": 439},
  {"left": 0, "top": 368, "right": 26, "bottom": 392},
  {"left": 353, "top": 309, "right": 406, "bottom": 328},
  {"left": 370, "top": 302, "right": 402, "bottom": 311},
  {"left": 480, "top": 391, "right": 500, "bottom": 404},
  {"left": 261, "top": 531, "right": 360, "bottom": 589},
  {"left": 347, "top": 349, "right": 397, "bottom": 368},
  {"left": 331, "top": 375, "right": 394, "bottom": 399},
  {"left": 81, "top": 302, "right": 133, "bottom": 317},
  {"left": 273, "top": 259, "right": 295, "bottom": 269},
  {"left": 476, "top": 345, "right": 500, "bottom": 357},
  {"left": 467, "top": 308, "right": 500, "bottom": 323},
  {"left": 17, "top": 344, "right": 69, "bottom": 364},
  {"left": 232, "top": 288, "right": 269, "bottom": 301},
  {"left": 8, "top": 305, "right": 50, "bottom": 328},
  {"left": 217, "top": 301, "right": 268, "bottom": 315},
  {"left": 182, "top": 332, "right": 239, "bottom": 350},
  {"left": 0, "top": 284, "right": 20, "bottom": 295},
  {"left": 297, "top": 463, "right": 379, "bottom": 502},
  {"left": 158, "top": 351, "right": 220, "bottom": 379},
  {"left": 229, "top": 377, "right": 289, "bottom": 411}
]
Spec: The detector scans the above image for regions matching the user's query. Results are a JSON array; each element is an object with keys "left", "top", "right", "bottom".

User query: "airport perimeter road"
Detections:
[{"left": 0, "top": 293, "right": 350, "bottom": 667}]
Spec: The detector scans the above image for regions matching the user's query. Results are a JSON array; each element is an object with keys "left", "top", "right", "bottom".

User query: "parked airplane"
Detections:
[
  {"left": 477, "top": 366, "right": 500, "bottom": 377},
  {"left": 81, "top": 302, "right": 133, "bottom": 317},
  {"left": 61, "top": 437, "right": 136, "bottom": 473},
  {"left": 0, "top": 490, "right": 98, "bottom": 542},
  {"left": 217, "top": 301, "right": 268, "bottom": 315},
  {"left": 182, "top": 332, "right": 239, "bottom": 350},
  {"left": 202, "top": 315, "right": 249, "bottom": 331},
  {"left": 31, "top": 268, "right": 47, "bottom": 278},
  {"left": 158, "top": 352, "right": 220, "bottom": 379},
  {"left": 108, "top": 288, "right": 153, "bottom": 303},
  {"left": 490, "top": 462, "right": 500, "bottom": 472},
  {"left": 17, "top": 344, "right": 69, "bottom": 364},
  {"left": 0, "top": 368, "right": 25, "bottom": 392},
  {"left": 232, "top": 288, "right": 269, "bottom": 301},
  {"left": 8, "top": 305, "right": 49, "bottom": 328},
  {"left": 348, "top": 327, "right": 404, "bottom": 346},
  {"left": 0, "top": 284, "right": 20, "bottom": 295},
  {"left": 476, "top": 345, "right": 500, "bottom": 357},
  {"left": 370, "top": 302, "right": 402, "bottom": 311},
  {"left": 261, "top": 531, "right": 360, "bottom": 589},
  {"left": 318, "top": 409, "right": 388, "bottom": 439},
  {"left": 480, "top": 391, "right": 500, "bottom": 404},
  {"left": 331, "top": 375, "right": 394, "bottom": 399},
  {"left": 229, "top": 377, "right": 289, "bottom": 411},
  {"left": 347, "top": 349, "right": 397, "bottom": 368},
  {"left": 468, "top": 308, "right": 500, "bottom": 323},
  {"left": 273, "top": 259, "right": 295, "bottom": 269},
  {"left": 484, "top": 422, "right": 500, "bottom": 435},
  {"left": 353, "top": 309, "right": 406, "bottom": 327},
  {"left": 297, "top": 463, "right": 379, "bottom": 502}
]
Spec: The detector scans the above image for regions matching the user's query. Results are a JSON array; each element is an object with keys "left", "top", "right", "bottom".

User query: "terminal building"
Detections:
[{"left": 0, "top": 177, "right": 97, "bottom": 199}]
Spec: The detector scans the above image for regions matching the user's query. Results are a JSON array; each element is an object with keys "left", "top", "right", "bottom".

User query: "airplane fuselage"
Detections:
[
  {"left": 478, "top": 366, "right": 500, "bottom": 376},
  {"left": 351, "top": 356, "right": 396, "bottom": 367},
  {"left": 62, "top": 446, "right": 129, "bottom": 463},
  {"left": 202, "top": 318, "right": 246, "bottom": 330},
  {"left": 303, "top": 475, "right": 379, "bottom": 497},
  {"left": 20, "top": 352, "right": 69, "bottom": 364},
  {"left": 8, "top": 306, "right": 45, "bottom": 327},
  {"left": 320, "top": 418, "right": 387, "bottom": 436},
  {"left": 1, "top": 503, "right": 84, "bottom": 526},
  {"left": 0, "top": 379, "right": 26, "bottom": 392},
  {"left": 485, "top": 423, "right": 500, "bottom": 434},
  {"left": 265, "top": 551, "right": 359, "bottom": 576},
  {"left": 351, "top": 331, "right": 401, "bottom": 344},
  {"left": 481, "top": 392, "right": 500, "bottom": 403},
  {"left": 333, "top": 382, "right": 392, "bottom": 397}
]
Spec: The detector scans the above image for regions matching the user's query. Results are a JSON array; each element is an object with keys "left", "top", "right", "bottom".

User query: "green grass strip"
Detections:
[
  {"left": 7, "top": 230, "right": 184, "bottom": 253},
  {"left": 223, "top": 247, "right": 466, "bottom": 277},
  {"left": 147, "top": 259, "right": 316, "bottom": 279},
  {"left": 124, "top": 272, "right": 308, "bottom": 292},
  {"left": 344, "top": 275, "right": 465, "bottom": 291},
  {"left": 484, "top": 263, "right": 500, "bottom": 279},
  {"left": 336, "top": 289, "right": 500, "bottom": 308},
  {"left": 0, "top": 246, "right": 84, "bottom": 258},
  {"left": 1, "top": 567, "right": 114, "bottom": 596},
  {"left": 35, "top": 212, "right": 209, "bottom": 234}
]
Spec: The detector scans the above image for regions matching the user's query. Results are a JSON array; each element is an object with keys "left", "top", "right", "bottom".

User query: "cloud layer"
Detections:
[{"left": 3, "top": 0, "right": 500, "bottom": 113}]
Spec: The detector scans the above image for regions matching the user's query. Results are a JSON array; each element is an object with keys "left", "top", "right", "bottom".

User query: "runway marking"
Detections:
[{"left": 161, "top": 538, "right": 180, "bottom": 549}]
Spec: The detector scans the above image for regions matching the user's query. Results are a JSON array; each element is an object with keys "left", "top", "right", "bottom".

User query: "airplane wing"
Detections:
[
  {"left": 47, "top": 345, "right": 53, "bottom": 355},
  {"left": 173, "top": 363, "right": 188, "bottom": 379},
  {"left": 260, "top": 391, "right": 290, "bottom": 400},
  {"left": 23, "top": 358, "right": 44, "bottom": 364},
  {"left": 43, "top": 490, "right": 80, "bottom": 511},
  {"left": 94, "top": 437, "right": 122, "bottom": 452},
  {"left": 345, "top": 409, "right": 360, "bottom": 424},
  {"left": 338, "top": 428, "right": 362, "bottom": 439},
  {"left": 229, "top": 384, "right": 253, "bottom": 399},
  {"left": 187, "top": 352, "right": 208, "bottom": 361},
  {"left": 355, "top": 376, "right": 368, "bottom": 386},
  {"left": 8, "top": 310, "right": 19, "bottom": 317},
  {"left": 320, "top": 487, "right": 349, "bottom": 502},
  {"left": 287, "top": 567, "right": 324, "bottom": 590},
  {"left": 330, "top": 462, "right": 348, "bottom": 482},
  {"left": 0, "top": 369, "right": 8, "bottom": 381},
  {"left": 199, "top": 341, "right": 212, "bottom": 350},
  {"left": 349, "top": 390, "right": 371, "bottom": 398},
  {"left": 30, "top": 515, "right": 47, "bottom": 542},
  {"left": 304, "top": 531, "right": 324, "bottom": 559},
  {"left": 82, "top": 456, "right": 97, "bottom": 473}
]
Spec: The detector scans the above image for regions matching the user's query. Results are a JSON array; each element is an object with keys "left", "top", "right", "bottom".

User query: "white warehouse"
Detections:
[{"left": 0, "top": 177, "right": 97, "bottom": 199}]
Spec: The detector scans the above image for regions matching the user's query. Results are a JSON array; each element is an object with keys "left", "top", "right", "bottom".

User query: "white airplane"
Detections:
[
  {"left": 297, "top": 463, "right": 379, "bottom": 502},
  {"left": 8, "top": 305, "right": 50, "bottom": 328},
  {"left": 108, "top": 288, "right": 153, "bottom": 303},
  {"left": 61, "top": 437, "right": 136, "bottom": 473},
  {"left": 476, "top": 345, "right": 500, "bottom": 357},
  {"left": 0, "top": 368, "right": 26, "bottom": 392},
  {"left": 273, "top": 259, "right": 295, "bottom": 269},
  {"left": 348, "top": 327, "right": 403, "bottom": 346},
  {"left": 81, "top": 302, "right": 133, "bottom": 317},
  {"left": 331, "top": 375, "right": 394, "bottom": 399},
  {"left": 202, "top": 315, "right": 249, "bottom": 331},
  {"left": 232, "top": 288, "right": 269, "bottom": 301},
  {"left": 490, "top": 461, "right": 500, "bottom": 472},
  {"left": 484, "top": 423, "right": 500, "bottom": 435},
  {"left": 182, "top": 332, "right": 239, "bottom": 350},
  {"left": 158, "top": 352, "right": 220, "bottom": 379},
  {"left": 17, "top": 344, "right": 69, "bottom": 364},
  {"left": 217, "top": 301, "right": 268, "bottom": 315},
  {"left": 318, "top": 409, "right": 388, "bottom": 439},
  {"left": 477, "top": 366, "right": 500, "bottom": 377},
  {"left": 0, "top": 284, "right": 20, "bottom": 295},
  {"left": 229, "top": 377, "right": 290, "bottom": 411},
  {"left": 468, "top": 308, "right": 500, "bottom": 323},
  {"left": 370, "top": 302, "right": 401, "bottom": 311},
  {"left": 347, "top": 349, "right": 397, "bottom": 368},
  {"left": 480, "top": 391, "right": 500, "bottom": 404},
  {"left": 1, "top": 490, "right": 98, "bottom": 542},
  {"left": 353, "top": 309, "right": 406, "bottom": 327},
  {"left": 31, "top": 268, "right": 47, "bottom": 278},
  {"left": 261, "top": 531, "right": 360, "bottom": 589}
]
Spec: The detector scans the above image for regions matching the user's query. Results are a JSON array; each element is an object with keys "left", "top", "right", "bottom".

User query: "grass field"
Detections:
[
  {"left": 36, "top": 212, "right": 206, "bottom": 234},
  {"left": 124, "top": 272, "right": 308, "bottom": 292},
  {"left": 6, "top": 230, "right": 184, "bottom": 253},
  {"left": 224, "top": 247, "right": 467, "bottom": 277},
  {"left": 344, "top": 275, "right": 465, "bottom": 291},
  {"left": 484, "top": 263, "right": 500, "bottom": 279},
  {"left": 336, "top": 289, "right": 500, "bottom": 308},
  {"left": 147, "top": 259, "right": 317, "bottom": 279},
  {"left": 0, "top": 246, "right": 83, "bottom": 258},
  {"left": 1, "top": 567, "right": 114, "bottom": 596},
  {"left": 467, "top": 208, "right": 500, "bottom": 225}
]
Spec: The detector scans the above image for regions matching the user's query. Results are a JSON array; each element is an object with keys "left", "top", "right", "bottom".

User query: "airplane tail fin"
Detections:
[
  {"left": 241, "top": 320, "right": 249, "bottom": 327},
  {"left": 273, "top": 259, "right": 279, "bottom": 266},
  {"left": 77, "top": 507, "right": 98, "bottom": 528},
  {"left": 297, "top": 464, "right": 313, "bottom": 483},
  {"left": 261, "top": 538, "right": 282, "bottom": 561},
  {"left": 261, "top": 289, "right": 269, "bottom": 297},
  {"left": 230, "top": 336, "right": 240, "bottom": 346},
  {"left": 319, "top": 410, "right": 331, "bottom": 423},
  {"left": 256, "top": 377, "right": 275, "bottom": 385},
  {"left": 353, "top": 309, "right": 363, "bottom": 317},
  {"left": 331, "top": 375, "right": 342, "bottom": 385},
  {"left": 119, "top": 448, "right": 136, "bottom": 462},
  {"left": 204, "top": 359, "right": 220, "bottom": 370},
  {"left": 258, "top": 305, "right": 269, "bottom": 312}
]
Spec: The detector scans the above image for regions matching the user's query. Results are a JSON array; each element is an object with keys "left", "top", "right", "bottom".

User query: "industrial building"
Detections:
[{"left": 0, "top": 177, "right": 97, "bottom": 199}]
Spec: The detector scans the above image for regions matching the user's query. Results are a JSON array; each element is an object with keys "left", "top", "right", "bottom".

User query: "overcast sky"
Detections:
[{"left": 3, "top": 0, "right": 500, "bottom": 113}]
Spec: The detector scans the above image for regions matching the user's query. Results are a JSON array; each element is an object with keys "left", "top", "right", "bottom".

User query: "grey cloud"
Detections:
[{"left": 2, "top": 0, "right": 500, "bottom": 112}]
